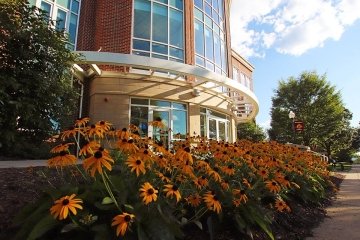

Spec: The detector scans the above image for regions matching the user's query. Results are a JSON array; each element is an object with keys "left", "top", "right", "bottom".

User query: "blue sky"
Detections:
[{"left": 230, "top": 0, "right": 360, "bottom": 129}]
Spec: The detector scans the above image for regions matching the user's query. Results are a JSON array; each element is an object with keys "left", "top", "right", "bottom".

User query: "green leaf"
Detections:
[
  {"left": 193, "top": 220, "right": 203, "bottom": 230},
  {"left": 101, "top": 196, "right": 114, "bottom": 204},
  {"left": 61, "top": 223, "right": 79, "bottom": 233},
  {"left": 207, "top": 216, "right": 214, "bottom": 240},
  {"left": 27, "top": 214, "right": 58, "bottom": 240}
]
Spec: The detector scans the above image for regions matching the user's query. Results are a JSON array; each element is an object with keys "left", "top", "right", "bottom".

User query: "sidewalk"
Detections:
[
  {"left": 307, "top": 164, "right": 360, "bottom": 240},
  {"left": 0, "top": 159, "right": 82, "bottom": 168}
]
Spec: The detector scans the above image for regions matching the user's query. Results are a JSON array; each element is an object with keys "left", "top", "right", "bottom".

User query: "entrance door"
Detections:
[
  {"left": 208, "top": 118, "right": 227, "bottom": 141},
  {"left": 151, "top": 109, "right": 170, "bottom": 147}
]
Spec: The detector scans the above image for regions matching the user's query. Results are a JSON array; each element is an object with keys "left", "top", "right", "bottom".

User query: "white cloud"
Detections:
[{"left": 230, "top": 0, "right": 360, "bottom": 58}]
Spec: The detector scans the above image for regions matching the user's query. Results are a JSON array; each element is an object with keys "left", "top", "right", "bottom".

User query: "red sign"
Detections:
[{"left": 294, "top": 121, "right": 304, "bottom": 132}]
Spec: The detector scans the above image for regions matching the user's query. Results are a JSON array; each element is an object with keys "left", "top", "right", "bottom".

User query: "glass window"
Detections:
[
  {"left": 40, "top": 2, "right": 51, "bottom": 19},
  {"left": 194, "top": 0, "right": 203, "bottom": 9},
  {"left": 57, "top": 0, "right": 70, "bottom": 9},
  {"left": 172, "top": 102, "right": 186, "bottom": 110},
  {"left": 134, "top": 0, "right": 151, "bottom": 39},
  {"left": 218, "top": 0, "right": 223, "bottom": 18},
  {"left": 170, "top": 47, "right": 183, "bottom": 59},
  {"left": 213, "top": 0, "right": 219, "bottom": 12},
  {"left": 214, "top": 34, "right": 221, "bottom": 66},
  {"left": 71, "top": 0, "right": 79, "bottom": 13},
  {"left": 209, "top": 119, "right": 216, "bottom": 139},
  {"left": 170, "top": 0, "right": 183, "bottom": 10},
  {"left": 219, "top": 121, "right": 226, "bottom": 140},
  {"left": 206, "top": 61, "right": 214, "bottom": 71},
  {"left": 194, "top": 20, "right": 204, "bottom": 56},
  {"left": 205, "top": 15, "right": 212, "bottom": 27},
  {"left": 220, "top": 40, "right": 227, "bottom": 70},
  {"left": 200, "top": 114, "right": 206, "bottom": 137},
  {"left": 194, "top": 7, "right": 203, "bottom": 21},
  {"left": 133, "top": 39, "right": 150, "bottom": 51},
  {"left": 205, "top": 26, "right": 213, "bottom": 61},
  {"left": 152, "top": 42, "right": 168, "bottom": 55},
  {"left": 150, "top": 100, "right": 171, "bottom": 107},
  {"left": 130, "top": 106, "right": 149, "bottom": 137},
  {"left": 205, "top": 3, "right": 212, "bottom": 16},
  {"left": 152, "top": 53, "right": 168, "bottom": 60},
  {"left": 156, "top": 0, "right": 168, "bottom": 4},
  {"left": 69, "top": 13, "right": 78, "bottom": 44},
  {"left": 56, "top": 9, "right": 67, "bottom": 30},
  {"left": 133, "top": 51, "right": 150, "bottom": 57},
  {"left": 153, "top": 3, "right": 168, "bottom": 43},
  {"left": 173, "top": 110, "right": 186, "bottom": 139},
  {"left": 195, "top": 55, "right": 205, "bottom": 67},
  {"left": 169, "top": 8, "right": 183, "bottom": 48}
]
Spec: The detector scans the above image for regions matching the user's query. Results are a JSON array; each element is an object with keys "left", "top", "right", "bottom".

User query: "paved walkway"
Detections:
[
  {"left": 0, "top": 159, "right": 82, "bottom": 168},
  {"left": 307, "top": 164, "right": 360, "bottom": 240}
]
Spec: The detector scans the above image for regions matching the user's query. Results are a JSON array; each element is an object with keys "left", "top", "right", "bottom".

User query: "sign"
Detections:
[{"left": 294, "top": 120, "right": 304, "bottom": 132}]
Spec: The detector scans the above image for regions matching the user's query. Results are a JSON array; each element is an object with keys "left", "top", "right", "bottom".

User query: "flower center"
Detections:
[
  {"left": 184, "top": 147, "right": 190, "bottom": 153},
  {"left": 62, "top": 199, "right": 69, "bottom": 206},
  {"left": 91, "top": 124, "right": 96, "bottom": 129},
  {"left": 128, "top": 139, "right": 134, "bottom": 144},
  {"left": 124, "top": 215, "right": 132, "bottom": 222},
  {"left": 60, "top": 151, "right": 67, "bottom": 156},
  {"left": 94, "top": 151, "right": 102, "bottom": 159},
  {"left": 240, "top": 190, "right": 246, "bottom": 195},
  {"left": 135, "top": 160, "right": 142, "bottom": 165},
  {"left": 100, "top": 121, "right": 105, "bottom": 125},
  {"left": 172, "top": 185, "right": 178, "bottom": 191},
  {"left": 147, "top": 188, "right": 154, "bottom": 195},
  {"left": 272, "top": 181, "right": 277, "bottom": 186}
]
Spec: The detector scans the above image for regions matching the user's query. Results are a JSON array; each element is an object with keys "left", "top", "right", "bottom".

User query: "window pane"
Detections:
[
  {"left": 219, "top": 121, "right": 226, "bottom": 140},
  {"left": 194, "top": 0, "right": 203, "bottom": 9},
  {"left": 200, "top": 114, "right": 206, "bottom": 137},
  {"left": 173, "top": 110, "right": 187, "bottom": 139},
  {"left": 69, "top": 13, "right": 78, "bottom": 44},
  {"left": 220, "top": 40, "right": 227, "bottom": 71},
  {"left": 205, "top": 15, "right": 212, "bottom": 28},
  {"left": 40, "top": 2, "right": 51, "bottom": 20},
  {"left": 170, "top": 0, "right": 183, "bottom": 10},
  {"left": 58, "top": 0, "right": 70, "bottom": 9},
  {"left": 153, "top": 3, "right": 168, "bottom": 43},
  {"left": 205, "top": 3, "right": 212, "bottom": 17},
  {"left": 172, "top": 102, "right": 186, "bottom": 110},
  {"left": 152, "top": 53, "right": 168, "bottom": 60},
  {"left": 205, "top": 0, "right": 212, "bottom": 4},
  {"left": 71, "top": 0, "right": 79, "bottom": 13},
  {"left": 152, "top": 42, "right": 168, "bottom": 54},
  {"left": 218, "top": 0, "right": 223, "bottom": 18},
  {"left": 130, "top": 106, "right": 149, "bottom": 137},
  {"left": 209, "top": 119, "right": 216, "bottom": 139},
  {"left": 156, "top": 0, "right": 168, "bottom": 4},
  {"left": 134, "top": 0, "right": 151, "bottom": 39},
  {"left": 206, "top": 61, "right": 214, "bottom": 71},
  {"left": 213, "top": 0, "right": 219, "bottom": 12},
  {"left": 170, "top": 57, "right": 184, "bottom": 63},
  {"left": 194, "top": 7, "right": 203, "bottom": 21},
  {"left": 56, "top": 9, "right": 67, "bottom": 30},
  {"left": 133, "top": 39, "right": 150, "bottom": 51},
  {"left": 170, "top": 47, "right": 183, "bottom": 59},
  {"left": 214, "top": 34, "right": 221, "bottom": 66},
  {"left": 205, "top": 26, "right": 213, "bottom": 61},
  {"left": 194, "top": 20, "right": 204, "bottom": 56},
  {"left": 150, "top": 100, "right": 171, "bottom": 107},
  {"left": 169, "top": 8, "right": 183, "bottom": 48},
  {"left": 131, "top": 98, "right": 149, "bottom": 105},
  {"left": 195, "top": 55, "right": 205, "bottom": 66}
]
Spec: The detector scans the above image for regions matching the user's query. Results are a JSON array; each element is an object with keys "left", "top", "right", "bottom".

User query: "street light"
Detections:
[{"left": 288, "top": 111, "right": 295, "bottom": 143}]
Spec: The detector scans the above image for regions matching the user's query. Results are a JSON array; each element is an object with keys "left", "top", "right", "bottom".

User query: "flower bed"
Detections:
[{"left": 11, "top": 118, "right": 335, "bottom": 240}]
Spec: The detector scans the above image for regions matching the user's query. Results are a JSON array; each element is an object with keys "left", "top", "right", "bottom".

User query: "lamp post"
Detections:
[{"left": 288, "top": 111, "right": 295, "bottom": 143}]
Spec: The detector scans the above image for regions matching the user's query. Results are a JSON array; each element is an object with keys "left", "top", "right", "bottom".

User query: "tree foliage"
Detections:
[
  {"left": 237, "top": 121, "right": 266, "bottom": 142},
  {"left": 0, "top": 0, "right": 79, "bottom": 157},
  {"left": 268, "top": 71, "right": 352, "bottom": 157}
]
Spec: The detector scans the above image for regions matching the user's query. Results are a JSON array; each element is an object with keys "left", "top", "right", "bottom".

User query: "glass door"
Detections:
[
  {"left": 151, "top": 109, "right": 170, "bottom": 147},
  {"left": 208, "top": 118, "right": 227, "bottom": 141}
]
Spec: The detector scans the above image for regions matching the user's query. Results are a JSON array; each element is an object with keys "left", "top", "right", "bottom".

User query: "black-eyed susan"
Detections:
[
  {"left": 265, "top": 180, "right": 281, "bottom": 193},
  {"left": 221, "top": 179, "right": 230, "bottom": 190},
  {"left": 79, "top": 140, "right": 100, "bottom": 156},
  {"left": 61, "top": 126, "right": 81, "bottom": 141},
  {"left": 207, "top": 167, "right": 222, "bottom": 182},
  {"left": 275, "top": 199, "right": 291, "bottom": 212},
  {"left": 126, "top": 155, "right": 146, "bottom": 176},
  {"left": 185, "top": 194, "right": 202, "bottom": 207},
  {"left": 117, "top": 128, "right": 130, "bottom": 140},
  {"left": 242, "top": 178, "right": 252, "bottom": 189},
  {"left": 117, "top": 139, "right": 139, "bottom": 154},
  {"left": 203, "top": 191, "right": 222, "bottom": 214},
  {"left": 233, "top": 189, "right": 248, "bottom": 204},
  {"left": 48, "top": 151, "right": 77, "bottom": 167},
  {"left": 220, "top": 164, "right": 235, "bottom": 176},
  {"left": 97, "top": 120, "right": 112, "bottom": 132},
  {"left": 111, "top": 212, "right": 135, "bottom": 236},
  {"left": 83, "top": 150, "right": 114, "bottom": 177},
  {"left": 155, "top": 171, "right": 171, "bottom": 183},
  {"left": 258, "top": 168, "right": 269, "bottom": 179},
  {"left": 149, "top": 117, "right": 165, "bottom": 129},
  {"left": 50, "top": 143, "right": 74, "bottom": 153},
  {"left": 74, "top": 117, "right": 90, "bottom": 127},
  {"left": 50, "top": 194, "right": 83, "bottom": 220},
  {"left": 87, "top": 124, "right": 104, "bottom": 138},
  {"left": 193, "top": 175, "right": 209, "bottom": 189},
  {"left": 163, "top": 184, "right": 181, "bottom": 202},
  {"left": 139, "top": 182, "right": 158, "bottom": 205}
]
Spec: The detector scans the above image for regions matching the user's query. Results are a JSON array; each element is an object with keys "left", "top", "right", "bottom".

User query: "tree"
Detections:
[
  {"left": 0, "top": 0, "right": 79, "bottom": 157},
  {"left": 268, "top": 71, "right": 352, "bottom": 157},
  {"left": 237, "top": 121, "right": 266, "bottom": 142}
]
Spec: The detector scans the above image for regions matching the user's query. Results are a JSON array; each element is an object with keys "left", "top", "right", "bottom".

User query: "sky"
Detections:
[{"left": 230, "top": 0, "right": 360, "bottom": 129}]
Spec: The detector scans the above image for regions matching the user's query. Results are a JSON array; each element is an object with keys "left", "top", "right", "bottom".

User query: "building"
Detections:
[{"left": 32, "top": 0, "right": 259, "bottom": 144}]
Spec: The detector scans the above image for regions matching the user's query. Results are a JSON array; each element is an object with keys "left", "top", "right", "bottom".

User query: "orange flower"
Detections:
[
  {"left": 74, "top": 117, "right": 90, "bottom": 127},
  {"left": 111, "top": 212, "right": 135, "bottom": 236},
  {"left": 79, "top": 140, "right": 100, "bottom": 156},
  {"left": 83, "top": 150, "right": 114, "bottom": 177},
  {"left": 50, "top": 143, "right": 74, "bottom": 153},
  {"left": 163, "top": 184, "right": 181, "bottom": 202},
  {"left": 97, "top": 120, "right": 112, "bottom": 132},
  {"left": 61, "top": 126, "right": 81, "bottom": 141},
  {"left": 126, "top": 155, "right": 146, "bottom": 176},
  {"left": 185, "top": 194, "right": 202, "bottom": 207},
  {"left": 221, "top": 164, "right": 235, "bottom": 175},
  {"left": 139, "top": 182, "right": 158, "bottom": 205},
  {"left": 233, "top": 189, "right": 248, "bottom": 205},
  {"left": 265, "top": 180, "right": 281, "bottom": 193},
  {"left": 275, "top": 199, "right": 291, "bottom": 212},
  {"left": 193, "top": 176, "right": 209, "bottom": 189},
  {"left": 203, "top": 191, "right": 222, "bottom": 213},
  {"left": 48, "top": 151, "right": 77, "bottom": 167},
  {"left": 50, "top": 194, "right": 83, "bottom": 220},
  {"left": 221, "top": 180, "right": 230, "bottom": 190},
  {"left": 117, "top": 139, "right": 139, "bottom": 154},
  {"left": 87, "top": 124, "right": 104, "bottom": 138}
]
